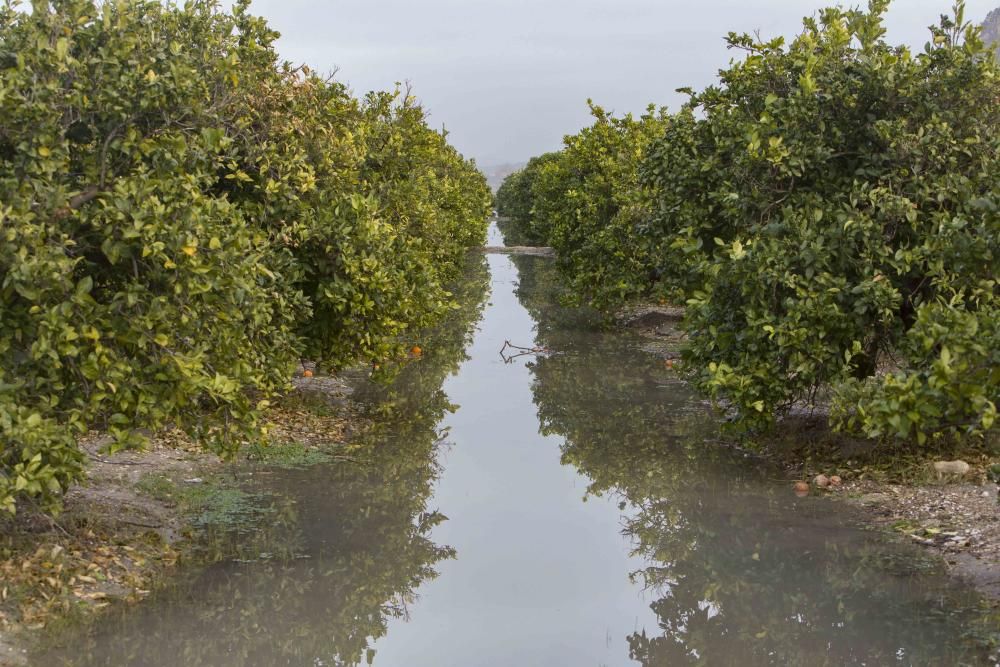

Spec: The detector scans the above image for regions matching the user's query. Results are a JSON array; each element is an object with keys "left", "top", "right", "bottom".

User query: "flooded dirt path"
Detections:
[{"left": 35, "top": 226, "right": 999, "bottom": 666}]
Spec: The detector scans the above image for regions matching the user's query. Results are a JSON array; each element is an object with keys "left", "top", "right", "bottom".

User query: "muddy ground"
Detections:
[
  {"left": 482, "top": 245, "right": 555, "bottom": 257},
  {"left": 0, "top": 371, "right": 355, "bottom": 666},
  {"left": 621, "top": 303, "right": 1000, "bottom": 603}
]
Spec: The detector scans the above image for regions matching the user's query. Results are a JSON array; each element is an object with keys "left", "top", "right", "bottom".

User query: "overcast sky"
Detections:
[{"left": 244, "top": 0, "right": 998, "bottom": 167}]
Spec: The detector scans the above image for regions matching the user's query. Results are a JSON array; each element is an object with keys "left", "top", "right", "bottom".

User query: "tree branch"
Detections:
[{"left": 52, "top": 186, "right": 103, "bottom": 221}]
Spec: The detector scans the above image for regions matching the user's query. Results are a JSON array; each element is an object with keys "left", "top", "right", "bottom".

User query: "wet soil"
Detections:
[
  {"left": 0, "top": 373, "right": 356, "bottom": 666},
  {"left": 840, "top": 478, "right": 1000, "bottom": 600},
  {"left": 623, "top": 302, "right": 1000, "bottom": 603}
]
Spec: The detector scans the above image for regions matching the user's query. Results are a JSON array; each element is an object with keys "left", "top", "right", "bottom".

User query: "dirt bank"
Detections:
[
  {"left": 839, "top": 477, "right": 1000, "bottom": 599},
  {"left": 620, "top": 303, "right": 1000, "bottom": 603},
  {"left": 482, "top": 245, "right": 556, "bottom": 257},
  {"left": 0, "top": 434, "right": 204, "bottom": 667},
  {"left": 0, "top": 371, "right": 356, "bottom": 666}
]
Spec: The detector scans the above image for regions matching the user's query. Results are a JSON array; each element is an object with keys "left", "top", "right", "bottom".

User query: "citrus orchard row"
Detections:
[
  {"left": 499, "top": 1, "right": 999, "bottom": 447},
  {"left": 0, "top": 0, "right": 492, "bottom": 514}
]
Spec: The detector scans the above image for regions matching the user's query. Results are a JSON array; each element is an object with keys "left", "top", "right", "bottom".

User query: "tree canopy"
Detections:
[
  {"left": 0, "top": 0, "right": 491, "bottom": 514},
  {"left": 499, "top": 1, "right": 999, "bottom": 446}
]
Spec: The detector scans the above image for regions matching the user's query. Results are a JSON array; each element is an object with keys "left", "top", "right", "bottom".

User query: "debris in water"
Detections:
[{"left": 499, "top": 340, "right": 549, "bottom": 364}]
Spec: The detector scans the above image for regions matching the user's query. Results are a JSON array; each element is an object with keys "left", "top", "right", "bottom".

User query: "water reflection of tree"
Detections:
[
  {"left": 44, "top": 258, "right": 491, "bottom": 667},
  {"left": 511, "top": 255, "right": 999, "bottom": 666},
  {"left": 496, "top": 216, "right": 535, "bottom": 247}
]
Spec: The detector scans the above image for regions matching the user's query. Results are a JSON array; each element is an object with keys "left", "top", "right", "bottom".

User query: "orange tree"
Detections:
[
  {"left": 494, "top": 151, "right": 561, "bottom": 245},
  {"left": 0, "top": 0, "right": 489, "bottom": 514},
  {"left": 497, "top": 103, "right": 669, "bottom": 308},
  {"left": 641, "top": 2, "right": 999, "bottom": 440},
  {"left": 505, "top": 2, "right": 999, "bottom": 446}
]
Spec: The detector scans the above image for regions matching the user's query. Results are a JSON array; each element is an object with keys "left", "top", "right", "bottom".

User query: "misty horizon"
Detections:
[{"left": 243, "top": 1, "right": 995, "bottom": 167}]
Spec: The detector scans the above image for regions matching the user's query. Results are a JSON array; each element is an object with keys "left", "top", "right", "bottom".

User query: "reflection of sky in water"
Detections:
[
  {"left": 372, "top": 253, "right": 658, "bottom": 666},
  {"left": 486, "top": 220, "right": 506, "bottom": 246}
]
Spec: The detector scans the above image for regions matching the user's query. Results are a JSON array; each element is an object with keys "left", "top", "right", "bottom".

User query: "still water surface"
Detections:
[{"left": 37, "top": 226, "right": 999, "bottom": 665}]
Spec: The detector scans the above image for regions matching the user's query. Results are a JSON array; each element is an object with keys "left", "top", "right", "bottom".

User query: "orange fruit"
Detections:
[
  {"left": 303, "top": 369, "right": 313, "bottom": 378},
  {"left": 410, "top": 345, "right": 423, "bottom": 358}
]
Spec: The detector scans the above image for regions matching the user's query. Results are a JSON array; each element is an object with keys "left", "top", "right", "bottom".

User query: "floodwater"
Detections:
[{"left": 37, "top": 224, "right": 999, "bottom": 666}]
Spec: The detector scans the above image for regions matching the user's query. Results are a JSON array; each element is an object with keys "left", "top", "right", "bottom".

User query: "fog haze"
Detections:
[{"left": 245, "top": 1, "right": 998, "bottom": 166}]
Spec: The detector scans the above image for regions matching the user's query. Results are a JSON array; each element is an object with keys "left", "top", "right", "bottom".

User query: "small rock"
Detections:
[
  {"left": 183, "top": 477, "right": 203, "bottom": 484},
  {"left": 814, "top": 474, "right": 830, "bottom": 489},
  {"left": 829, "top": 475, "right": 843, "bottom": 487},
  {"left": 932, "top": 460, "right": 970, "bottom": 480}
]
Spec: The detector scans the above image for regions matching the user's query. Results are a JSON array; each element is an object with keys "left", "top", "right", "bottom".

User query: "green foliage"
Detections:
[
  {"left": 0, "top": 0, "right": 490, "bottom": 514},
  {"left": 650, "top": 2, "right": 1000, "bottom": 439},
  {"left": 245, "top": 440, "right": 336, "bottom": 469},
  {"left": 832, "top": 299, "right": 999, "bottom": 442},
  {"left": 507, "top": 2, "right": 1000, "bottom": 447},
  {"left": 497, "top": 104, "right": 669, "bottom": 308},
  {"left": 494, "top": 151, "right": 561, "bottom": 244},
  {"left": 38, "top": 255, "right": 491, "bottom": 667}
]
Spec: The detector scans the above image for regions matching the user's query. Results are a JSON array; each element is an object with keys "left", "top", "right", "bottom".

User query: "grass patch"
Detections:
[
  {"left": 134, "top": 473, "right": 272, "bottom": 534},
  {"left": 134, "top": 473, "right": 178, "bottom": 503},
  {"left": 244, "top": 441, "right": 336, "bottom": 469},
  {"left": 184, "top": 486, "right": 273, "bottom": 534}
]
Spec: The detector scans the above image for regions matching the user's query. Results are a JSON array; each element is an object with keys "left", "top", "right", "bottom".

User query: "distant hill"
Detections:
[
  {"left": 481, "top": 162, "right": 526, "bottom": 191},
  {"left": 985, "top": 7, "right": 1000, "bottom": 60}
]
